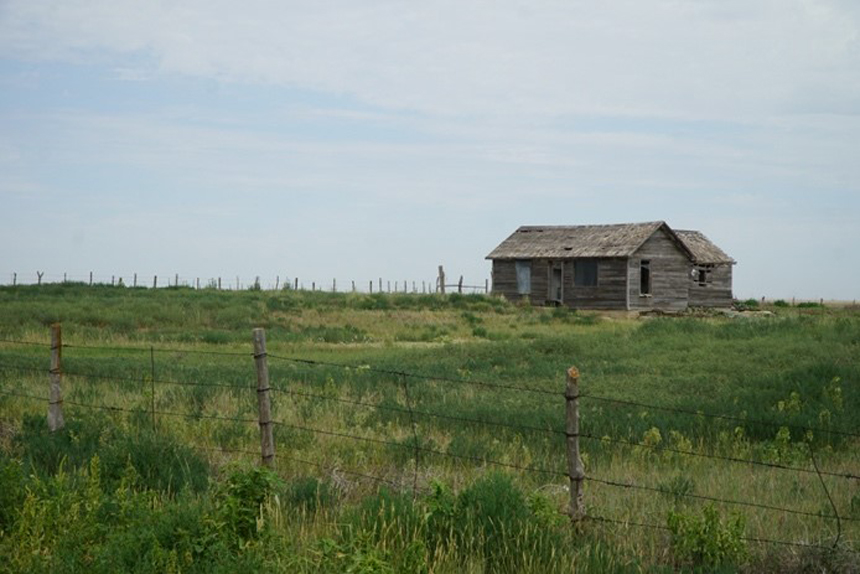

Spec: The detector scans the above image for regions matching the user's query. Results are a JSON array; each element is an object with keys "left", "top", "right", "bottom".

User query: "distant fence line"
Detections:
[
  {"left": 2, "top": 266, "right": 490, "bottom": 295},
  {"left": 1, "top": 326, "right": 859, "bottom": 554}
]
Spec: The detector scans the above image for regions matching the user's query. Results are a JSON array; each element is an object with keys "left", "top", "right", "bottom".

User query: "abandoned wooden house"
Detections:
[{"left": 486, "top": 221, "right": 734, "bottom": 311}]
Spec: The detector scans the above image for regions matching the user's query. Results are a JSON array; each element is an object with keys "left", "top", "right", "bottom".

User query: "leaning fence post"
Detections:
[
  {"left": 565, "top": 366, "right": 584, "bottom": 522},
  {"left": 48, "top": 324, "right": 65, "bottom": 432},
  {"left": 253, "top": 328, "right": 275, "bottom": 468}
]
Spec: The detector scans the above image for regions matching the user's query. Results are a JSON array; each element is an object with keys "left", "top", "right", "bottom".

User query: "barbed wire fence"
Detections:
[
  {"left": 1, "top": 267, "right": 491, "bottom": 295},
  {"left": 0, "top": 327, "right": 858, "bottom": 556}
]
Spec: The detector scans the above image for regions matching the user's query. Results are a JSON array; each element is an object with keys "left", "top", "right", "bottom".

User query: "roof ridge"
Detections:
[{"left": 518, "top": 221, "right": 664, "bottom": 230}]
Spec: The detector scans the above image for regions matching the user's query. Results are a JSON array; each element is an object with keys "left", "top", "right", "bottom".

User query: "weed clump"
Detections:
[{"left": 667, "top": 503, "right": 746, "bottom": 569}]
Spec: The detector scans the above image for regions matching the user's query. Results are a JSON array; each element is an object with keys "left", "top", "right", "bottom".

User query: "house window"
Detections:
[
  {"left": 694, "top": 265, "right": 713, "bottom": 286},
  {"left": 515, "top": 260, "right": 531, "bottom": 294},
  {"left": 640, "top": 260, "right": 651, "bottom": 296},
  {"left": 574, "top": 259, "right": 598, "bottom": 287}
]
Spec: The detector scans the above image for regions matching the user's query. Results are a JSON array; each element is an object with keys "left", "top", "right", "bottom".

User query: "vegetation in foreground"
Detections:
[{"left": 1, "top": 284, "right": 859, "bottom": 572}]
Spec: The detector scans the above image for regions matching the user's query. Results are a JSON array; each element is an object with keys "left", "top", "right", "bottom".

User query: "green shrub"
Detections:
[
  {"left": 773, "top": 300, "right": 789, "bottom": 308},
  {"left": 667, "top": 503, "right": 746, "bottom": 569},
  {"left": 210, "top": 465, "right": 281, "bottom": 547}
]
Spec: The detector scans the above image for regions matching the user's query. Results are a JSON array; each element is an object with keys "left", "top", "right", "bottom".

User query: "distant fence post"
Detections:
[
  {"left": 565, "top": 366, "right": 584, "bottom": 522},
  {"left": 12, "top": 272, "right": 16, "bottom": 286},
  {"left": 485, "top": 278, "right": 489, "bottom": 294},
  {"left": 438, "top": 266, "right": 445, "bottom": 294},
  {"left": 37, "top": 271, "right": 44, "bottom": 285},
  {"left": 153, "top": 275, "right": 158, "bottom": 288},
  {"left": 48, "top": 324, "right": 65, "bottom": 432},
  {"left": 253, "top": 328, "right": 275, "bottom": 468},
  {"left": 458, "top": 275, "right": 463, "bottom": 294},
  {"left": 134, "top": 273, "right": 138, "bottom": 287},
  {"left": 89, "top": 271, "right": 93, "bottom": 286},
  {"left": 369, "top": 280, "right": 373, "bottom": 294}
]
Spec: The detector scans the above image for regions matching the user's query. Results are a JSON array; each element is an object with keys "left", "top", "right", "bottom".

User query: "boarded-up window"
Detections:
[
  {"left": 515, "top": 260, "right": 531, "bottom": 294},
  {"left": 640, "top": 260, "right": 651, "bottom": 296},
  {"left": 694, "top": 265, "right": 713, "bottom": 286},
  {"left": 574, "top": 259, "right": 598, "bottom": 287}
]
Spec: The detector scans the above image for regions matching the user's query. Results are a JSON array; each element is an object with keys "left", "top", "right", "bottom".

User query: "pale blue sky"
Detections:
[{"left": 1, "top": 1, "right": 858, "bottom": 299}]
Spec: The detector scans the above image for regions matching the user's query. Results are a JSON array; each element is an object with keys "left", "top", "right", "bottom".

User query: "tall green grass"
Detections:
[{"left": 1, "top": 285, "right": 858, "bottom": 572}]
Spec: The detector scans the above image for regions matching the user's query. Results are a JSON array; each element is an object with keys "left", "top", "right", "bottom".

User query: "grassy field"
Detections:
[{"left": 1, "top": 283, "right": 859, "bottom": 573}]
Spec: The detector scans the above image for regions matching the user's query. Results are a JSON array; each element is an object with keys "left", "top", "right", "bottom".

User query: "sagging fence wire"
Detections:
[
  {"left": 1, "top": 385, "right": 855, "bottom": 526},
  {"left": 2, "top": 334, "right": 859, "bottom": 552},
  {"left": 2, "top": 358, "right": 859, "bottom": 485},
  {"left": 4, "top": 358, "right": 858, "bottom": 482}
]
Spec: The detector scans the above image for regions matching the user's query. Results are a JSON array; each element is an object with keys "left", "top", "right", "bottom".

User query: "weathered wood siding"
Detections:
[
  {"left": 689, "top": 264, "right": 733, "bottom": 307},
  {"left": 491, "top": 260, "right": 521, "bottom": 301},
  {"left": 628, "top": 228, "right": 690, "bottom": 312},
  {"left": 492, "top": 258, "right": 627, "bottom": 309},
  {"left": 528, "top": 259, "right": 550, "bottom": 306},
  {"left": 491, "top": 259, "right": 549, "bottom": 305},
  {"left": 563, "top": 258, "right": 628, "bottom": 310}
]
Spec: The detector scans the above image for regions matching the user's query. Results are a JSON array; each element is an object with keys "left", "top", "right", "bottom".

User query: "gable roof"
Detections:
[
  {"left": 486, "top": 221, "right": 693, "bottom": 260},
  {"left": 674, "top": 230, "right": 735, "bottom": 264}
]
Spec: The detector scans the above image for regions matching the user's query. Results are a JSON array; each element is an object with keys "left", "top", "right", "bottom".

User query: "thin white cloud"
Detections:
[{"left": 2, "top": 0, "right": 858, "bottom": 120}]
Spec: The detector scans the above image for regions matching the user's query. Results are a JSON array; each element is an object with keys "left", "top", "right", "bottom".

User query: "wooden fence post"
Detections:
[
  {"left": 458, "top": 276, "right": 463, "bottom": 294},
  {"left": 253, "top": 328, "right": 275, "bottom": 468},
  {"left": 379, "top": 278, "right": 383, "bottom": 292},
  {"left": 438, "top": 266, "right": 445, "bottom": 294},
  {"left": 64, "top": 272, "right": 67, "bottom": 283},
  {"left": 333, "top": 278, "right": 336, "bottom": 292},
  {"left": 12, "top": 272, "right": 16, "bottom": 286},
  {"left": 48, "top": 324, "right": 65, "bottom": 432},
  {"left": 565, "top": 366, "right": 584, "bottom": 522},
  {"left": 485, "top": 278, "right": 489, "bottom": 294},
  {"left": 352, "top": 280, "right": 356, "bottom": 292},
  {"left": 89, "top": 271, "right": 93, "bottom": 286},
  {"left": 37, "top": 271, "right": 44, "bottom": 285},
  {"left": 369, "top": 280, "right": 373, "bottom": 294},
  {"left": 153, "top": 275, "right": 158, "bottom": 288},
  {"left": 134, "top": 273, "right": 138, "bottom": 287}
]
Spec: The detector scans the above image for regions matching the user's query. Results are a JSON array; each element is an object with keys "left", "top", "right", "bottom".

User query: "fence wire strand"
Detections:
[{"left": 2, "top": 336, "right": 859, "bottom": 554}]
